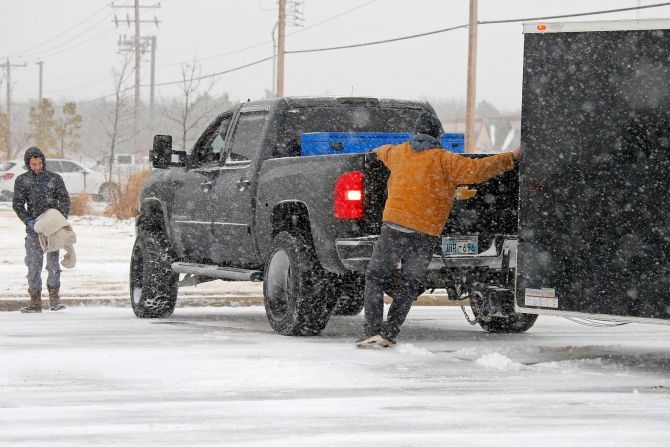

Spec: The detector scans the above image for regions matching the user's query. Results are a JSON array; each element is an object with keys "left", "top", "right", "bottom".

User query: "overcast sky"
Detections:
[{"left": 1, "top": 0, "right": 669, "bottom": 112}]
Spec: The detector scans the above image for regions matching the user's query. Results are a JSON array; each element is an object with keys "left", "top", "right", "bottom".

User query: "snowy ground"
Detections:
[
  {"left": 1, "top": 307, "right": 670, "bottom": 446},
  {"left": 1, "top": 203, "right": 670, "bottom": 446},
  {"left": 0, "top": 204, "right": 263, "bottom": 309}
]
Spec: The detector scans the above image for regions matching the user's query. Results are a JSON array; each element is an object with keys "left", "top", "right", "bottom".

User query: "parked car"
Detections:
[{"left": 0, "top": 158, "right": 119, "bottom": 201}]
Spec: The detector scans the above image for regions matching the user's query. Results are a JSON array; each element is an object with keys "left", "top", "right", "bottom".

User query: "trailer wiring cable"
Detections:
[
  {"left": 563, "top": 316, "right": 631, "bottom": 327},
  {"left": 430, "top": 246, "right": 633, "bottom": 329}
]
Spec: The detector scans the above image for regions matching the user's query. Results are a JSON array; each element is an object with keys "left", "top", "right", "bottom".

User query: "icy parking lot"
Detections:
[
  {"left": 1, "top": 306, "right": 670, "bottom": 446},
  {"left": 1, "top": 205, "right": 670, "bottom": 445}
]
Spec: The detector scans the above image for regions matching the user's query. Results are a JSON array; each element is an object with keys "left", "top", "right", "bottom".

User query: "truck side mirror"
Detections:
[{"left": 151, "top": 135, "right": 173, "bottom": 168}]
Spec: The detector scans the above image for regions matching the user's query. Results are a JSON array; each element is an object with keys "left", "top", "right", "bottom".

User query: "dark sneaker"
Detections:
[
  {"left": 355, "top": 335, "right": 394, "bottom": 348},
  {"left": 50, "top": 303, "right": 67, "bottom": 311}
]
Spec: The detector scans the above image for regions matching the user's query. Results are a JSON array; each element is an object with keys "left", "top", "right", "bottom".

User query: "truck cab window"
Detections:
[
  {"left": 227, "top": 111, "right": 268, "bottom": 163},
  {"left": 189, "top": 114, "right": 233, "bottom": 168}
]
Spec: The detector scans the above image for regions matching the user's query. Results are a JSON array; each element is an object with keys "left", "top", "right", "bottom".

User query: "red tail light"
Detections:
[
  {"left": 334, "top": 171, "right": 364, "bottom": 220},
  {"left": 2, "top": 172, "right": 14, "bottom": 181}
]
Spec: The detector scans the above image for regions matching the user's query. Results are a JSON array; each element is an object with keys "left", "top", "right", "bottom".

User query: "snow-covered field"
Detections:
[
  {"left": 0, "top": 204, "right": 262, "bottom": 307},
  {"left": 1, "top": 204, "right": 670, "bottom": 446}
]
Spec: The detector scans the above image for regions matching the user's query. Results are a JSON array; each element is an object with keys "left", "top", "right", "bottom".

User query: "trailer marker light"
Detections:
[{"left": 537, "top": 24, "right": 547, "bottom": 32}]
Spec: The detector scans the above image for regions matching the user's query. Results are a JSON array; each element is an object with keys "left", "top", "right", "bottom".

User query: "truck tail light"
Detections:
[
  {"left": 2, "top": 172, "right": 14, "bottom": 181},
  {"left": 334, "top": 171, "right": 364, "bottom": 220}
]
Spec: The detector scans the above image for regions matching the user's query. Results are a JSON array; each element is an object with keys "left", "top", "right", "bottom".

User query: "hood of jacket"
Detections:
[
  {"left": 24, "top": 147, "right": 46, "bottom": 170},
  {"left": 409, "top": 134, "right": 441, "bottom": 152}
]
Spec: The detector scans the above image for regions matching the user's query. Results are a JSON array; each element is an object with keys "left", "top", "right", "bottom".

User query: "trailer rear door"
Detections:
[{"left": 517, "top": 20, "right": 670, "bottom": 321}]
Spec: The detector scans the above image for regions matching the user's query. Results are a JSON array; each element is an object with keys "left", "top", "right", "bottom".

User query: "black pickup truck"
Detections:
[{"left": 130, "top": 96, "right": 536, "bottom": 335}]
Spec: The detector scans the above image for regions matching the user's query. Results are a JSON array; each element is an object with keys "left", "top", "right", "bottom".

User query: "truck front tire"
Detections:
[
  {"left": 130, "top": 229, "right": 178, "bottom": 318},
  {"left": 263, "top": 231, "right": 336, "bottom": 335}
]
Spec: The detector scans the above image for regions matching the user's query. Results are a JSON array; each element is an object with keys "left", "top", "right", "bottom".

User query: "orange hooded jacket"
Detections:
[{"left": 376, "top": 141, "right": 515, "bottom": 236}]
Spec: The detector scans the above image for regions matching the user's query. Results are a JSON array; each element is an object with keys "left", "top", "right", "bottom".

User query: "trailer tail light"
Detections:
[
  {"left": 334, "top": 171, "right": 364, "bottom": 220},
  {"left": 2, "top": 172, "right": 14, "bottom": 181}
]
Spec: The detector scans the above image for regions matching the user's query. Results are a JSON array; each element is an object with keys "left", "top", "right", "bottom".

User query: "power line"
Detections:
[
  {"left": 480, "top": 2, "right": 670, "bottom": 25},
  {"left": 8, "top": 3, "right": 111, "bottom": 57},
  {"left": 158, "top": 14, "right": 276, "bottom": 62},
  {"left": 286, "top": 2, "right": 670, "bottom": 54},
  {"left": 156, "top": 1, "right": 377, "bottom": 68},
  {"left": 33, "top": 1, "right": 670, "bottom": 98},
  {"left": 148, "top": 1, "right": 670, "bottom": 88},
  {"left": 19, "top": 12, "right": 119, "bottom": 60},
  {"left": 37, "top": 28, "right": 117, "bottom": 61},
  {"left": 147, "top": 56, "right": 275, "bottom": 88},
  {"left": 287, "top": 0, "right": 376, "bottom": 36}
]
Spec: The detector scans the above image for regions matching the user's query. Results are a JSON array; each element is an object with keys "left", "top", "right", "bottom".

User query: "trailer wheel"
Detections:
[
  {"left": 470, "top": 287, "right": 537, "bottom": 333},
  {"left": 263, "top": 231, "right": 336, "bottom": 335},
  {"left": 130, "top": 228, "right": 178, "bottom": 318}
]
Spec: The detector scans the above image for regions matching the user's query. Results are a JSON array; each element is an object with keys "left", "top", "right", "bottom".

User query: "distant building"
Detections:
[{"left": 441, "top": 116, "right": 521, "bottom": 153}]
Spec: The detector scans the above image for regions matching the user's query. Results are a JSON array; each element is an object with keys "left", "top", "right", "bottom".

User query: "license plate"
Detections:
[{"left": 441, "top": 236, "right": 478, "bottom": 256}]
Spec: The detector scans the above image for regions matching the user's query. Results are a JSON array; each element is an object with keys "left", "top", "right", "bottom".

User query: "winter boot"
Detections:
[
  {"left": 47, "top": 286, "right": 66, "bottom": 311},
  {"left": 20, "top": 290, "right": 42, "bottom": 313}
]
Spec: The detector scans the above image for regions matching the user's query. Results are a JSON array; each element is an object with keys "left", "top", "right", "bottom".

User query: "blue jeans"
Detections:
[
  {"left": 363, "top": 224, "right": 437, "bottom": 339},
  {"left": 25, "top": 232, "right": 60, "bottom": 293}
]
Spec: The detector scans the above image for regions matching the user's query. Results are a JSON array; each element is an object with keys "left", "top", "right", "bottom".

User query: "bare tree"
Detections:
[
  {"left": 55, "top": 102, "right": 82, "bottom": 158},
  {"left": 95, "top": 57, "right": 133, "bottom": 183},
  {"left": 159, "top": 58, "right": 219, "bottom": 151},
  {"left": 0, "top": 113, "right": 9, "bottom": 159}
]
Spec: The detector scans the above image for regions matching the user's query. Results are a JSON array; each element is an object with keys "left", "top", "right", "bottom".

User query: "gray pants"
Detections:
[
  {"left": 363, "top": 224, "right": 437, "bottom": 339},
  {"left": 25, "top": 232, "right": 60, "bottom": 293}
]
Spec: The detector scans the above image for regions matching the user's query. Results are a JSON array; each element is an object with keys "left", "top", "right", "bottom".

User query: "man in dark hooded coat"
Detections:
[{"left": 12, "top": 147, "right": 70, "bottom": 312}]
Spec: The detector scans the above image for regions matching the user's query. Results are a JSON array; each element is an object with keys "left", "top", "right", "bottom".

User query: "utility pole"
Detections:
[
  {"left": 36, "top": 60, "right": 44, "bottom": 103},
  {"left": 465, "top": 0, "right": 478, "bottom": 153},
  {"left": 133, "top": 0, "right": 140, "bottom": 149},
  {"left": 276, "top": 0, "right": 286, "bottom": 97},
  {"left": 0, "top": 58, "right": 27, "bottom": 158},
  {"left": 149, "top": 35, "right": 156, "bottom": 117},
  {"left": 272, "top": 21, "right": 279, "bottom": 96},
  {"left": 272, "top": 1, "right": 303, "bottom": 97},
  {"left": 111, "top": 1, "right": 160, "bottom": 149}
]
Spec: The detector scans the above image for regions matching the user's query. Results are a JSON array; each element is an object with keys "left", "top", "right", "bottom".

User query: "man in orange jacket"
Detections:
[{"left": 357, "top": 111, "right": 521, "bottom": 348}]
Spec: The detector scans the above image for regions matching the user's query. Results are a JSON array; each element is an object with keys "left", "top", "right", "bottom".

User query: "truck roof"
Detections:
[
  {"left": 523, "top": 18, "right": 670, "bottom": 34},
  {"left": 239, "top": 96, "right": 429, "bottom": 112}
]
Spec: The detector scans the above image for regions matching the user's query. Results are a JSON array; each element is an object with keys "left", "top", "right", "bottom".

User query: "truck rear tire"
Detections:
[
  {"left": 469, "top": 287, "right": 538, "bottom": 333},
  {"left": 130, "top": 229, "right": 178, "bottom": 318},
  {"left": 331, "top": 275, "right": 365, "bottom": 316},
  {"left": 263, "top": 231, "right": 336, "bottom": 335}
]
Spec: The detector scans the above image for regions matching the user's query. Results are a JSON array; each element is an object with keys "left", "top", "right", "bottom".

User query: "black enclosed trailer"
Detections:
[{"left": 517, "top": 19, "right": 670, "bottom": 324}]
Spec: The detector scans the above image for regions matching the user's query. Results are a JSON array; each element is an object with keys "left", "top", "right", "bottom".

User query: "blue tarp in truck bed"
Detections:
[{"left": 300, "top": 132, "right": 464, "bottom": 156}]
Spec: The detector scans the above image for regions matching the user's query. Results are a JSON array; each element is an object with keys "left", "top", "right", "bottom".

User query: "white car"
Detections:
[{"left": 0, "top": 158, "right": 119, "bottom": 201}]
